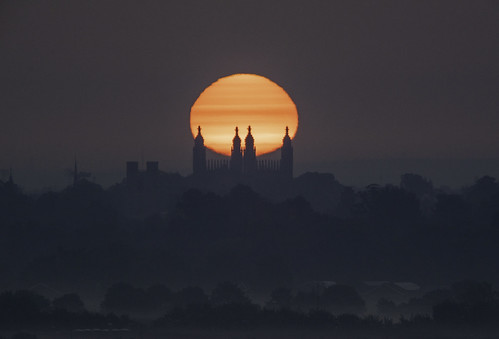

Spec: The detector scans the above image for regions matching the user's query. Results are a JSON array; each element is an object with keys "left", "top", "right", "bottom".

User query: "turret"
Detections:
[
  {"left": 280, "top": 126, "right": 293, "bottom": 179},
  {"left": 193, "top": 125, "right": 206, "bottom": 175},
  {"left": 73, "top": 159, "right": 78, "bottom": 187},
  {"left": 8, "top": 168, "right": 13, "bottom": 184},
  {"left": 230, "top": 126, "right": 243, "bottom": 174},
  {"left": 243, "top": 125, "right": 257, "bottom": 175}
]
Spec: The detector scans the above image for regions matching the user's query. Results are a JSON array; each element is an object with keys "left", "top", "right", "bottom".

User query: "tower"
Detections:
[
  {"left": 280, "top": 126, "right": 293, "bottom": 179},
  {"left": 193, "top": 125, "right": 207, "bottom": 175},
  {"left": 8, "top": 168, "right": 13, "bottom": 184},
  {"left": 73, "top": 159, "right": 78, "bottom": 187},
  {"left": 126, "top": 161, "right": 139, "bottom": 180},
  {"left": 146, "top": 161, "right": 159, "bottom": 176},
  {"left": 243, "top": 125, "right": 257, "bottom": 175},
  {"left": 230, "top": 126, "right": 243, "bottom": 174}
]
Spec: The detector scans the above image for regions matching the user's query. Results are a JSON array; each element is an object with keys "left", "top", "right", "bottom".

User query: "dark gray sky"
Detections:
[{"left": 1, "top": 1, "right": 499, "bottom": 189}]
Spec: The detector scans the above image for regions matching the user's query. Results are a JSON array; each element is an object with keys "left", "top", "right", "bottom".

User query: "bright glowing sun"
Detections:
[{"left": 190, "top": 74, "right": 298, "bottom": 156}]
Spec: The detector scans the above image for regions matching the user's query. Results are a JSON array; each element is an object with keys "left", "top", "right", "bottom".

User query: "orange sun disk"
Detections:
[{"left": 190, "top": 74, "right": 298, "bottom": 156}]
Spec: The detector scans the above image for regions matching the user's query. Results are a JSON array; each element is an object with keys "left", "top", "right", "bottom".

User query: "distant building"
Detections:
[
  {"left": 146, "top": 161, "right": 159, "bottom": 176},
  {"left": 360, "top": 281, "right": 421, "bottom": 305},
  {"left": 243, "top": 126, "right": 257, "bottom": 175},
  {"left": 123, "top": 160, "right": 162, "bottom": 217},
  {"left": 126, "top": 161, "right": 139, "bottom": 181},
  {"left": 125, "top": 160, "right": 160, "bottom": 187},
  {"left": 280, "top": 126, "right": 293, "bottom": 178},
  {"left": 192, "top": 125, "right": 293, "bottom": 180},
  {"left": 192, "top": 126, "right": 207, "bottom": 175},
  {"left": 230, "top": 127, "right": 243, "bottom": 174}
]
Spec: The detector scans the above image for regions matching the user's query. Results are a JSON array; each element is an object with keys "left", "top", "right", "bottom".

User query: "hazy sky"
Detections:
[{"left": 1, "top": 1, "right": 499, "bottom": 189}]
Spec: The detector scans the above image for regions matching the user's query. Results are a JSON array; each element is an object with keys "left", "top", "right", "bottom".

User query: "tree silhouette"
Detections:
[
  {"left": 53, "top": 293, "right": 85, "bottom": 312},
  {"left": 0, "top": 290, "right": 49, "bottom": 328},
  {"left": 174, "top": 286, "right": 209, "bottom": 307},
  {"left": 268, "top": 287, "right": 294, "bottom": 310},
  {"left": 356, "top": 184, "right": 421, "bottom": 223},
  {"left": 101, "top": 283, "right": 148, "bottom": 313},
  {"left": 211, "top": 282, "right": 251, "bottom": 305},
  {"left": 11, "top": 332, "right": 37, "bottom": 339},
  {"left": 320, "top": 285, "right": 366, "bottom": 314},
  {"left": 400, "top": 173, "right": 433, "bottom": 198},
  {"left": 377, "top": 298, "right": 396, "bottom": 316},
  {"left": 452, "top": 281, "right": 494, "bottom": 304},
  {"left": 146, "top": 284, "right": 173, "bottom": 311}
]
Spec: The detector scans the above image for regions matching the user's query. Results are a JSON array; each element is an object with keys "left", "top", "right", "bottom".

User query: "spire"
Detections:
[
  {"left": 232, "top": 126, "right": 241, "bottom": 145},
  {"left": 193, "top": 125, "right": 206, "bottom": 175},
  {"left": 230, "top": 126, "right": 243, "bottom": 174},
  {"left": 245, "top": 125, "right": 254, "bottom": 144},
  {"left": 195, "top": 126, "right": 203, "bottom": 140},
  {"left": 196, "top": 126, "right": 203, "bottom": 139},
  {"left": 194, "top": 125, "right": 205, "bottom": 147},
  {"left": 243, "top": 125, "right": 256, "bottom": 175},
  {"left": 5, "top": 167, "right": 16, "bottom": 192},
  {"left": 233, "top": 126, "right": 240, "bottom": 139},
  {"left": 73, "top": 158, "right": 78, "bottom": 187},
  {"left": 280, "top": 126, "right": 293, "bottom": 179},
  {"left": 283, "top": 126, "right": 291, "bottom": 144}
]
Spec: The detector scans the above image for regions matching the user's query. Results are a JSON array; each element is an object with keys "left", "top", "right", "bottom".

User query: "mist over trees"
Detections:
[
  {"left": 1, "top": 172, "right": 499, "bottom": 292},
  {"left": 1, "top": 279, "right": 499, "bottom": 335},
  {"left": 1, "top": 171, "right": 499, "bottom": 336}
]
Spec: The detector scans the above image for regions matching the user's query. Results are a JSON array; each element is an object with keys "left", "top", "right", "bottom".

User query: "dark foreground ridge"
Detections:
[
  {"left": 1, "top": 280, "right": 499, "bottom": 338},
  {"left": 1, "top": 172, "right": 499, "bottom": 288},
  {"left": 1, "top": 172, "right": 499, "bottom": 337}
]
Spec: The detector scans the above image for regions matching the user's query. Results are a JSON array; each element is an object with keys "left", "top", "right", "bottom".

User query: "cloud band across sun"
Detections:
[{"left": 190, "top": 74, "right": 298, "bottom": 156}]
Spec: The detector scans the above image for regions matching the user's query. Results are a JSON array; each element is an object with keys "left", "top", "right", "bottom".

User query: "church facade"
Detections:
[{"left": 193, "top": 125, "right": 293, "bottom": 179}]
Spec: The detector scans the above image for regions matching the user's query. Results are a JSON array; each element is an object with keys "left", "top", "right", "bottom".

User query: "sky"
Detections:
[{"left": 1, "top": 0, "right": 499, "bottom": 190}]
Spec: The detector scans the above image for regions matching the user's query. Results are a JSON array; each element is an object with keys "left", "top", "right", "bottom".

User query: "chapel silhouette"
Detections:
[{"left": 193, "top": 125, "right": 293, "bottom": 179}]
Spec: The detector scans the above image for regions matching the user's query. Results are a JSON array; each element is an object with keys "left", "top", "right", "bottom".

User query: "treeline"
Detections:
[
  {"left": 1, "top": 280, "right": 499, "bottom": 331},
  {"left": 1, "top": 173, "right": 499, "bottom": 289},
  {"left": 100, "top": 281, "right": 365, "bottom": 315},
  {"left": 0, "top": 290, "right": 134, "bottom": 331},
  {"left": 101, "top": 280, "right": 499, "bottom": 328}
]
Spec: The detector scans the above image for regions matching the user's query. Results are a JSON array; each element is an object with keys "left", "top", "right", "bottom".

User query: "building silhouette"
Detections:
[
  {"left": 243, "top": 126, "right": 257, "bottom": 176},
  {"left": 280, "top": 126, "right": 293, "bottom": 178},
  {"left": 192, "top": 125, "right": 293, "bottom": 180},
  {"left": 230, "top": 127, "right": 243, "bottom": 175},
  {"left": 123, "top": 124, "right": 293, "bottom": 195},
  {"left": 193, "top": 126, "right": 207, "bottom": 175},
  {"left": 126, "top": 161, "right": 159, "bottom": 184}
]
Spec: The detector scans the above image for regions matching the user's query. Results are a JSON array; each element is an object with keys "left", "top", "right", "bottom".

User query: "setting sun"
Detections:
[{"left": 190, "top": 74, "right": 298, "bottom": 156}]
